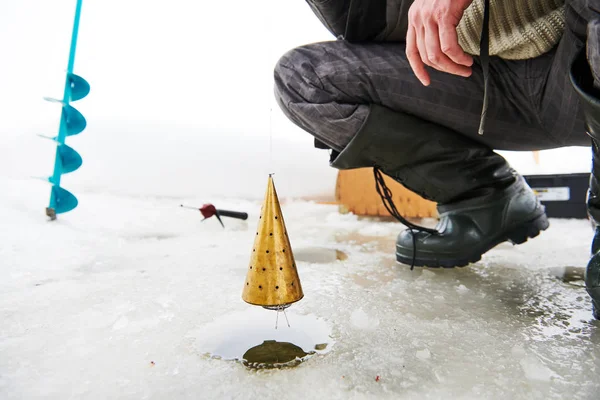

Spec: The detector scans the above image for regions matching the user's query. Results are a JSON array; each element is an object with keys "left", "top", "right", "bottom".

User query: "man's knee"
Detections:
[{"left": 274, "top": 44, "right": 328, "bottom": 105}]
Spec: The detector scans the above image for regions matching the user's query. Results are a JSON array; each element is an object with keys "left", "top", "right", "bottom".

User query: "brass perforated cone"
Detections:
[{"left": 242, "top": 175, "right": 304, "bottom": 307}]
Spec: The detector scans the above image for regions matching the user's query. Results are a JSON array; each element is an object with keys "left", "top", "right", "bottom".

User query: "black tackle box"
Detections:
[{"left": 523, "top": 173, "right": 590, "bottom": 219}]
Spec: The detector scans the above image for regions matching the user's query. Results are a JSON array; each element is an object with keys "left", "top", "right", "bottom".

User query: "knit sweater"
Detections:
[{"left": 457, "top": 0, "right": 565, "bottom": 59}]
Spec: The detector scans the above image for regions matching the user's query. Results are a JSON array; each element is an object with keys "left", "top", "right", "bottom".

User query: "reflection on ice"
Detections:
[
  {"left": 243, "top": 340, "right": 309, "bottom": 369},
  {"left": 194, "top": 308, "right": 334, "bottom": 369}
]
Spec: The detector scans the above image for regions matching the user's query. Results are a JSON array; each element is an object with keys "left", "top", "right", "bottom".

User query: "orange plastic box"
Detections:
[{"left": 335, "top": 168, "right": 438, "bottom": 218}]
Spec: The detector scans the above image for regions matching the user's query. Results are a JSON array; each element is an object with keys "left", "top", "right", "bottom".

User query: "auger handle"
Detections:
[{"left": 217, "top": 210, "right": 249, "bottom": 220}]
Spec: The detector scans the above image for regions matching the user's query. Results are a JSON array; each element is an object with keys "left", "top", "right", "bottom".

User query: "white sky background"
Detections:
[
  {"left": 0, "top": 0, "right": 340, "bottom": 200},
  {"left": 0, "top": 0, "right": 592, "bottom": 201},
  {"left": 0, "top": 0, "right": 332, "bottom": 132}
]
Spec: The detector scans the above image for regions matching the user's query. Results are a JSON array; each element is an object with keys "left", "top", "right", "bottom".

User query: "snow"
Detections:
[
  {"left": 2, "top": 176, "right": 600, "bottom": 399},
  {"left": 415, "top": 349, "right": 431, "bottom": 361},
  {"left": 350, "top": 308, "right": 380, "bottom": 331}
]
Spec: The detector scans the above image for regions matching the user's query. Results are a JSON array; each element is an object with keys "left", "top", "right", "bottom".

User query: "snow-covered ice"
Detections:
[{"left": 1, "top": 176, "right": 600, "bottom": 400}]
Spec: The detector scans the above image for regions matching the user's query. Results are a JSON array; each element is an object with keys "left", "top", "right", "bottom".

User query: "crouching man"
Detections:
[{"left": 274, "top": 0, "right": 600, "bottom": 317}]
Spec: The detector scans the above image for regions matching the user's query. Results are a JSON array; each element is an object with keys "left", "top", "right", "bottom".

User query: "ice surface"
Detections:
[{"left": 1, "top": 177, "right": 600, "bottom": 399}]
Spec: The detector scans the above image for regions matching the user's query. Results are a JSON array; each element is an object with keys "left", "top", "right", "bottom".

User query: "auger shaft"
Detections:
[
  {"left": 51, "top": 0, "right": 83, "bottom": 185},
  {"left": 66, "top": 0, "right": 83, "bottom": 75},
  {"left": 46, "top": 0, "right": 88, "bottom": 219}
]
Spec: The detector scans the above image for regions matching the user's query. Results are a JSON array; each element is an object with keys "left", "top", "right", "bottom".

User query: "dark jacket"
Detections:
[{"left": 305, "top": 0, "right": 413, "bottom": 42}]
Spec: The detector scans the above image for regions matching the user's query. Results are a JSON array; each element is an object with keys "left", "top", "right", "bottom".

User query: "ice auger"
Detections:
[{"left": 43, "top": 0, "right": 88, "bottom": 220}]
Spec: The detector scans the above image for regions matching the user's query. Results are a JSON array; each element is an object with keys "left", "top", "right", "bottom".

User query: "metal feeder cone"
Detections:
[{"left": 242, "top": 175, "right": 303, "bottom": 310}]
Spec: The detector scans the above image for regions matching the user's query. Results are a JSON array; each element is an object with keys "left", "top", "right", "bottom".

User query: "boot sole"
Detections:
[
  {"left": 588, "top": 287, "right": 600, "bottom": 320},
  {"left": 395, "top": 214, "right": 550, "bottom": 268},
  {"left": 592, "top": 298, "right": 600, "bottom": 320}
]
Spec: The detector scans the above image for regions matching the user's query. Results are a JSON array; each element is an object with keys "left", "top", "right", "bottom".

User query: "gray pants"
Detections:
[{"left": 274, "top": 0, "right": 599, "bottom": 154}]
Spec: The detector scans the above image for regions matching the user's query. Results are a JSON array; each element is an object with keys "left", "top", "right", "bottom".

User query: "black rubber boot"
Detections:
[
  {"left": 396, "top": 176, "right": 547, "bottom": 267},
  {"left": 570, "top": 52, "right": 600, "bottom": 319},
  {"left": 330, "top": 104, "right": 549, "bottom": 268}
]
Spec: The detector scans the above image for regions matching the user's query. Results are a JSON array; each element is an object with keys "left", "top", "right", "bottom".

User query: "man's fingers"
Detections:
[
  {"left": 423, "top": 21, "right": 446, "bottom": 69},
  {"left": 406, "top": 26, "right": 430, "bottom": 86},
  {"left": 416, "top": 26, "right": 430, "bottom": 67},
  {"left": 424, "top": 20, "right": 472, "bottom": 77},
  {"left": 439, "top": 21, "right": 473, "bottom": 67}
]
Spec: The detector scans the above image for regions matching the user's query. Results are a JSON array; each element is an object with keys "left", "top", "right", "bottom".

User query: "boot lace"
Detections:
[{"left": 373, "top": 167, "right": 438, "bottom": 270}]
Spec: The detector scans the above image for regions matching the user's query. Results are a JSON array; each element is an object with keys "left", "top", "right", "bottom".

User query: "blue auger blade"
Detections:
[
  {"left": 50, "top": 185, "right": 78, "bottom": 214},
  {"left": 44, "top": 100, "right": 87, "bottom": 137},
  {"left": 57, "top": 144, "right": 82, "bottom": 174},
  {"left": 68, "top": 73, "right": 90, "bottom": 101},
  {"left": 62, "top": 104, "right": 86, "bottom": 136}
]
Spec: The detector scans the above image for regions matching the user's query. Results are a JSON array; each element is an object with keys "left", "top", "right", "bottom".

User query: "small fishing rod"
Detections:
[{"left": 180, "top": 204, "right": 248, "bottom": 228}]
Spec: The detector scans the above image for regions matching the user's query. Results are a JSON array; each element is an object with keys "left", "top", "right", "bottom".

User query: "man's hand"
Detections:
[{"left": 406, "top": 0, "right": 474, "bottom": 86}]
